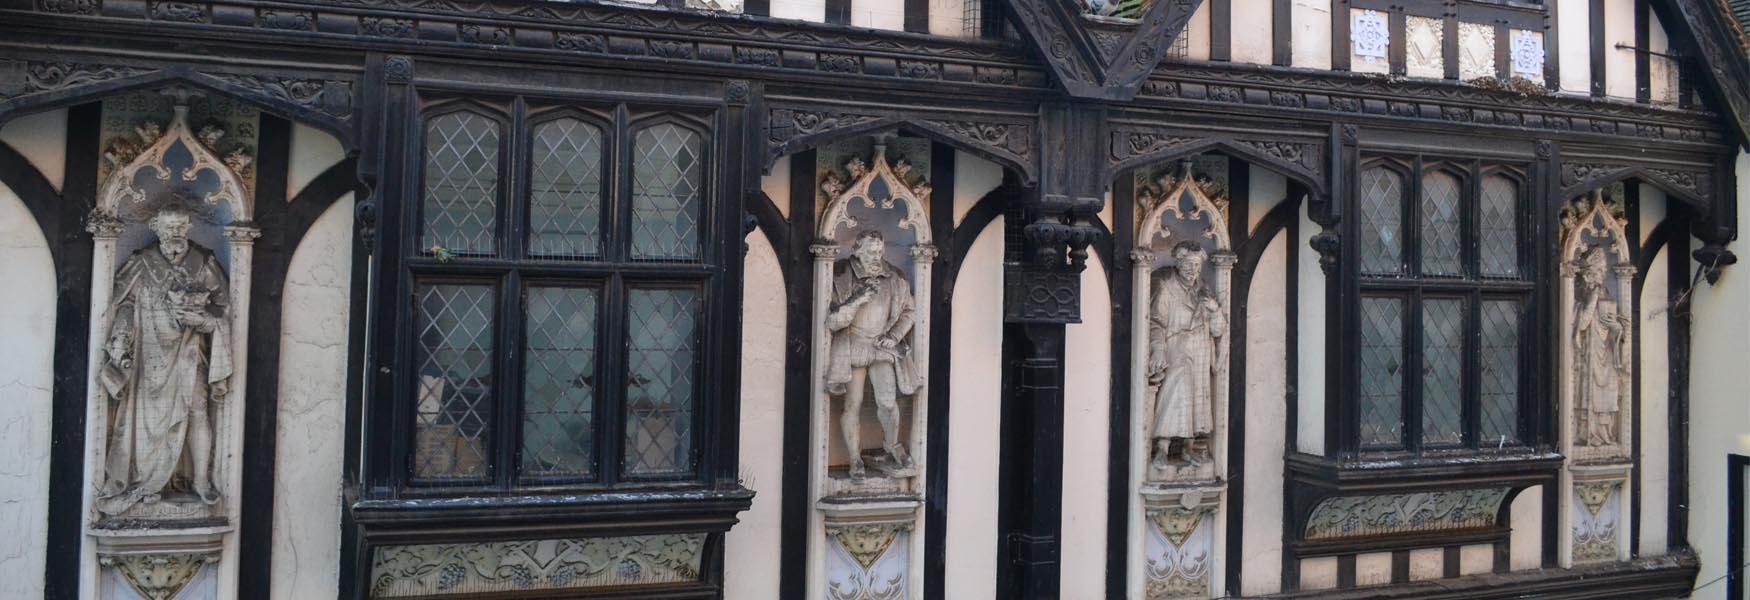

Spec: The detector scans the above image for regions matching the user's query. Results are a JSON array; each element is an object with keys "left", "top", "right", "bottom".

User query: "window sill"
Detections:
[
  {"left": 351, "top": 486, "right": 754, "bottom": 544},
  {"left": 1287, "top": 450, "right": 1561, "bottom": 493}
]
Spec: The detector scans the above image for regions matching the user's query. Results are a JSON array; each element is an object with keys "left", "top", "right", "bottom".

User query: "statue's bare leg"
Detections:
[
  {"left": 842, "top": 368, "right": 868, "bottom": 478},
  {"left": 190, "top": 407, "right": 218, "bottom": 503},
  {"left": 869, "top": 364, "right": 909, "bottom": 468}
]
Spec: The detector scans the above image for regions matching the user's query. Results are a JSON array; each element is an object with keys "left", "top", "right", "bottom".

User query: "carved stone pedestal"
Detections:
[
  {"left": 1139, "top": 483, "right": 1223, "bottom": 600},
  {"left": 1568, "top": 464, "right": 1631, "bottom": 565}
]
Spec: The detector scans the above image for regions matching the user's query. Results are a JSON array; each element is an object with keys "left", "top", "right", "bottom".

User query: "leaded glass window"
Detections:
[
  {"left": 1350, "top": 157, "right": 1533, "bottom": 454},
  {"left": 394, "top": 98, "right": 716, "bottom": 491}
]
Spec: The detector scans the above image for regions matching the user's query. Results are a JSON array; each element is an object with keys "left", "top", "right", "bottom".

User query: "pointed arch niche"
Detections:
[
  {"left": 80, "top": 86, "right": 262, "bottom": 600},
  {"left": 1126, "top": 156, "right": 1235, "bottom": 600},
  {"left": 807, "top": 134, "right": 936, "bottom": 600},
  {"left": 1556, "top": 186, "right": 1637, "bottom": 568}
]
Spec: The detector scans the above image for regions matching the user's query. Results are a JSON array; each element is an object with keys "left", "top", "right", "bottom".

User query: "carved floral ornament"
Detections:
[
  {"left": 100, "top": 551, "right": 218, "bottom": 600},
  {"left": 1304, "top": 488, "right": 1510, "bottom": 540},
  {"left": 369, "top": 535, "right": 706, "bottom": 597}
]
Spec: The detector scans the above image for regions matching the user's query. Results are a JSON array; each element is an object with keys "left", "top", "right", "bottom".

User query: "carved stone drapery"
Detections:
[{"left": 808, "top": 136, "right": 934, "bottom": 600}]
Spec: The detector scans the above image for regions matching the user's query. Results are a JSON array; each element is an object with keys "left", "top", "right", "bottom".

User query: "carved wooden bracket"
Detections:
[
  {"left": 1001, "top": 0, "right": 1205, "bottom": 100},
  {"left": 1558, "top": 161, "right": 1713, "bottom": 208}
]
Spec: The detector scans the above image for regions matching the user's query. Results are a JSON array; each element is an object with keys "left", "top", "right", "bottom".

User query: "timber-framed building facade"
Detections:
[{"left": 2, "top": 0, "right": 1749, "bottom": 596}]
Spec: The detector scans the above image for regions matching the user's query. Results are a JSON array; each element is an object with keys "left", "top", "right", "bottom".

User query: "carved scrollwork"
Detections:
[
  {"left": 369, "top": 534, "right": 706, "bottom": 597},
  {"left": 924, "top": 119, "right": 1033, "bottom": 161},
  {"left": 1115, "top": 132, "right": 1196, "bottom": 162},
  {"left": 257, "top": 9, "right": 314, "bottom": 31},
  {"left": 13, "top": 61, "right": 153, "bottom": 97},
  {"left": 360, "top": 16, "right": 415, "bottom": 38},
  {"left": 1240, "top": 140, "right": 1318, "bottom": 171},
  {"left": 554, "top": 32, "right": 606, "bottom": 53},
  {"left": 383, "top": 56, "right": 413, "bottom": 84},
  {"left": 37, "top": 0, "right": 99, "bottom": 14},
  {"left": 150, "top": 1, "right": 208, "bottom": 23},
  {"left": 207, "top": 73, "right": 354, "bottom": 119},
  {"left": 1304, "top": 488, "right": 1509, "bottom": 540},
  {"left": 100, "top": 552, "right": 219, "bottom": 600}
]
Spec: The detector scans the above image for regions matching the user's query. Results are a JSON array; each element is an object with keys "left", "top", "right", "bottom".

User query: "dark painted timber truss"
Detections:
[{"left": 0, "top": 0, "right": 1747, "bottom": 597}]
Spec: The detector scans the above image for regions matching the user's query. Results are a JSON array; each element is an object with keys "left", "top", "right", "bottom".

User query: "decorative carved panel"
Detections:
[
  {"left": 1304, "top": 488, "right": 1509, "bottom": 540},
  {"left": 1458, "top": 23, "right": 1498, "bottom": 80},
  {"left": 1405, "top": 16, "right": 1445, "bottom": 79},
  {"left": 1351, "top": 9, "right": 1390, "bottom": 70},
  {"left": 1571, "top": 479, "right": 1624, "bottom": 564},
  {"left": 1510, "top": 30, "right": 1545, "bottom": 80},
  {"left": 368, "top": 534, "right": 706, "bottom": 597}
]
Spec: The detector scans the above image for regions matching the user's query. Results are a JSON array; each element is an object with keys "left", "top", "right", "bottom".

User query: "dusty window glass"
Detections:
[
  {"left": 1479, "top": 176, "right": 1520, "bottom": 277},
  {"left": 623, "top": 287, "right": 700, "bottom": 477},
  {"left": 630, "top": 124, "right": 702, "bottom": 260},
  {"left": 1359, "top": 167, "right": 1405, "bottom": 275},
  {"left": 423, "top": 112, "right": 500, "bottom": 256},
  {"left": 1359, "top": 296, "right": 1405, "bottom": 448},
  {"left": 521, "top": 286, "right": 600, "bottom": 480},
  {"left": 412, "top": 283, "right": 496, "bottom": 481},
  {"left": 1479, "top": 299, "right": 1522, "bottom": 444},
  {"left": 1421, "top": 298, "right": 1464, "bottom": 446},
  {"left": 1420, "top": 171, "right": 1462, "bottom": 276},
  {"left": 529, "top": 118, "right": 604, "bottom": 259}
]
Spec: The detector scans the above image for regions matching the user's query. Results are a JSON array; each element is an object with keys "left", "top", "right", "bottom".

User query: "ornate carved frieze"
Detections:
[
  {"left": 208, "top": 74, "right": 354, "bottom": 118},
  {"left": 0, "top": 60, "right": 154, "bottom": 100},
  {"left": 368, "top": 534, "right": 706, "bottom": 597},
  {"left": 1304, "top": 488, "right": 1509, "bottom": 540},
  {"left": 1106, "top": 124, "right": 1326, "bottom": 200},
  {"left": 766, "top": 105, "right": 1036, "bottom": 183},
  {"left": 37, "top": 0, "right": 99, "bottom": 14}
]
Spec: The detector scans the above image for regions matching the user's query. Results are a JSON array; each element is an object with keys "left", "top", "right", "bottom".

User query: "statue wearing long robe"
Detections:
[
  {"left": 96, "top": 239, "right": 232, "bottom": 515},
  {"left": 1148, "top": 257, "right": 1225, "bottom": 468},
  {"left": 1572, "top": 251, "right": 1627, "bottom": 447}
]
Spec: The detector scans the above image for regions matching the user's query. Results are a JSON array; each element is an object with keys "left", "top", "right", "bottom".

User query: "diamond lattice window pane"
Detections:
[
  {"left": 529, "top": 118, "right": 604, "bottom": 260},
  {"left": 630, "top": 123, "right": 702, "bottom": 260},
  {"left": 422, "top": 111, "right": 500, "bottom": 256},
  {"left": 1480, "top": 299, "right": 1522, "bottom": 444},
  {"left": 1359, "top": 167, "right": 1404, "bottom": 275},
  {"left": 1360, "top": 296, "right": 1405, "bottom": 448},
  {"left": 623, "top": 287, "right": 700, "bottom": 476},
  {"left": 412, "top": 283, "right": 495, "bottom": 481},
  {"left": 1421, "top": 298, "right": 1465, "bottom": 446},
  {"left": 1480, "top": 176, "right": 1520, "bottom": 277},
  {"left": 521, "top": 286, "right": 600, "bottom": 479},
  {"left": 1420, "top": 171, "right": 1462, "bottom": 276}
]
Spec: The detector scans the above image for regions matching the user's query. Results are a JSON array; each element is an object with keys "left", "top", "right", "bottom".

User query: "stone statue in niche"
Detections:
[
  {"left": 826, "top": 230, "right": 919, "bottom": 479},
  {"left": 1571, "top": 245, "right": 1629, "bottom": 447},
  {"left": 1147, "top": 241, "right": 1226, "bottom": 471},
  {"left": 96, "top": 197, "right": 233, "bottom": 515}
]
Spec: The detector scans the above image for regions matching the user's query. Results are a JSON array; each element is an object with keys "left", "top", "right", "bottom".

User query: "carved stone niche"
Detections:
[
  {"left": 80, "top": 87, "right": 259, "bottom": 600},
  {"left": 1556, "top": 187, "right": 1635, "bottom": 568},
  {"left": 1127, "top": 157, "right": 1234, "bottom": 600},
  {"left": 807, "top": 134, "right": 934, "bottom": 600}
]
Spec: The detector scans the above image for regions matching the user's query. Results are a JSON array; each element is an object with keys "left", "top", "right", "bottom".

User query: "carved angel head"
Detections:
[
  {"left": 845, "top": 157, "right": 867, "bottom": 179},
  {"left": 197, "top": 124, "right": 227, "bottom": 149},
  {"left": 224, "top": 147, "right": 253, "bottom": 173},
  {"left": 135, "top": 121, "right": 163, "bottom": 143},
  {"left": 820, "top": 171, "right": 846, "bottom": 198},
  {"left": 892, "top": 158, "right": 913, "bottom": 178}
]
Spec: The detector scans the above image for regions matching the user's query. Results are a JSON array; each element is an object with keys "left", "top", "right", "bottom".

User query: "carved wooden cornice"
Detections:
[
  {"left": 1559, "top": 160, "right": 1714, "bottom": 205},
  {"left": 1139, "top": 65, "right": 1731, "bottom": 150},
  {"left": 1107, "top": 121, "right": 1328, "bottom": 199},
  {"left": 765, "top": 102, "right": 1038, "bottom": 184}
]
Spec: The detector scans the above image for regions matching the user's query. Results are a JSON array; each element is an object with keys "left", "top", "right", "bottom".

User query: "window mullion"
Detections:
[
  {"left": 497, "top": 271, "right": 525, "bottom": 490},
  {"left": 1407, "top": 286, "right": 1425, "bottom": 453},
  {"left": 1463, "top": 290, "right": 1481, "bottom": 450},
  {"left": 600, "top": 274, "right": 628, "bottom": 486}
]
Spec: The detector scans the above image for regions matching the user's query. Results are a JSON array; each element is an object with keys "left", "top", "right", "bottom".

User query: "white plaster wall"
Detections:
[
  {"left": 1684, "top": 152, "right": 1750, "bottom": 600},
  {"left": 1231, "top": 0, "right": 1274, "bottom": 65},
  {"left": 725, "top": 229, "right": 787, "bottom": 600},
  {"left": 1648, "top": 12, "right": 1677, "bottom": 104},
  {"left": 1408, "top": 547, "right": 1443, "bottom": 580},
  {"left": 928, "top": 0, "right": 970, "bottom": 36},
  {"left": 0, "top": 109, "right": 68, "bottom": 192},
  {"left": 850, "top": 0, "right": 906, "bottom": 30},
  {"left": 1296, "top": 202, "right": 1326, "bottom": 455},
  {"left": 944, "top": 215, "right": 1004, "bottom": 600},
  {"left": 1184, "top": 3, "right": 1214, "bottom": 61},
  {"left": 763, "top": 155, "right": 792, "bottom": 220},
  {"left": 1557, "top": 0, "right": 1592, "bottom": 93},
  {"left": 771, "top": 0, "right": 827, "bottom": 23},
  {"left": 1602, "top": 0, "right": 1637, "bottom": 99},
  {"left": 1061, "top": 254, "right": 1111, "bottom": 598},
  {"left": 1458, "top": 543, "right": 1492, "bottom": 575},
  {"left": 1291, "top": 0, "right": 1334, "bottom": 70},
  {"left": 1510, "top": 485, "right": 1544, "bottom": 570},
  {"left": 269, "top": 194, "right": 354, "bottom": 598},
  {"left": 1240, "top": 171, "right": 1289, "bottom": 597},
  {"left": 0, "top": 181, "right": 54, "bottom": 600},
  {"left": 287, "top": 124, "right": 345, "bottom": 200},
  {"left": 1355, "top": 552, "right": 1392, "bottom": 586},
  {"left": 1299, "top": 556, "right": 1338, "bottom": 590},
  {"left": 953, "top": 152, "right": 1003, "bottom": 228},
  {"left": 1638, "top": 189, "right": 1671, "bottom": 556}
]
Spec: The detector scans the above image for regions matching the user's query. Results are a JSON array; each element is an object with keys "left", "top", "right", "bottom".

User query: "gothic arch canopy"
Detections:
[
  {"left": 0, "top": 62, "right": 358, "bottom": 151},
  {"left": 765, "top": 105, "right": 1038, "bottom": 185}
]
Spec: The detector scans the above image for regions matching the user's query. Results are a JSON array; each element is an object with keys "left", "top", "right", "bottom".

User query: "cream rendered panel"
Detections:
[
  {"left": 1231, "top": 0, "right": 1275, "bottom": 64},
  {"left": 1638, "top": 187, "right": 1670, "bottom": 556},
  {"left": 1355, "top": 552, "right": 1393, "bottom": 586},
  {"left": 1299, "top": 556, "right": 1339, "bottom": 590},
  {"left": 1603, "top": 0, "right": 1637, "bottom": 99},
  {"left": 763, "top": 158, "right": 792, "bottom": 220},
  {"left": 1648, "top": 13, "right": 1677, "bottom": 104},
  {"left": 725, "top": 229, "right": 787, "bottom": 600},
  {"left": 1292, "top": 0, "right": 1334, "bottom": 70},
  {"left": 851, "top": 0, "right": 906, "bottom": 30},
  {"left": 270, "top": 194, "right": 353, "bottom": 597},
  {"left": 1557, "top": 0, "right": 1592, "bottom": 93},
  {"left": 1687, "top": 152, "right": 1750, "bottom": 600},
  {"left": 1458, "top": 543, "right": 1492, "bottom": 575},
  {"left": 945, "top": 215, "right": 1005, "bottom": 600},
  {"left": 287, "top": 124, "right": 345, "bottom": 199},
  {"left": 954, "top": 152, "right": 1004, "bottom": 228},
  {"left": 0, "top": 109, "right": 68, "bottom": 192},
  {"left": 1061, "top": 255, "right": 1112, "bottom": 597},
  {"left": 1184, "top": 3, "right": 1215, "bottom": 60},
  {"left": 1296, "top": 203, "right": 1326, "bottom": 455},
  {"left": 1510, "top": 486, "right": 1544, "bottom": 569},
  {"left": 1240, "top": 171, "right": 1288, "bottom": 596},
  {"left": 0, "top": 181, "right": 54, "bottom": 600},
  {"left": 1408, "top": 547, "right": 1444, "bottom": 580},
  {"left": 771, "top": 0, "right": 828, "bottom": 23},
  {"left": 928, "top": 0, "right": 970, "bottom": 36}
]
